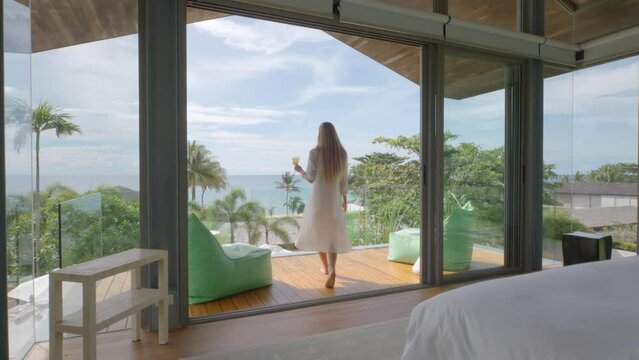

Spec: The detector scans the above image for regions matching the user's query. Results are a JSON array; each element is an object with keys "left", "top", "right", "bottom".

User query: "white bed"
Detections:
[{"left": 402, "top": 256, "right": 639, "bottom": 360}]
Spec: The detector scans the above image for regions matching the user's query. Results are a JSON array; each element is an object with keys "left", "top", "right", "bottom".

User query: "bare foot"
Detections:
[
  {"left": 325, "top": 272, "right": 336, "bottom": 288},
  {"left": 319, "top": 267, "right": 328, "bottom": 275}
]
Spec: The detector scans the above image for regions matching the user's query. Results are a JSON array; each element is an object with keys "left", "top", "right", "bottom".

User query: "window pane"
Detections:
[
  {"left": 443, "top": 54, "right": 507, "bottom": 274},
  {"left": 571, "top": 57, "right": 638, "bottom": 258},
  {"left": 543, "top": 57, "right": 639, "bottom": 268}
]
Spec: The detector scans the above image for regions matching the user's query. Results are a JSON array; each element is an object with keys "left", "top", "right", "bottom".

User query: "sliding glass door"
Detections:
[
  {"left": 441, "top": 51, "right": 518, "bottom": 277},
  {"left": 186, "top": 7, "right": 422, "bottom": 319}
]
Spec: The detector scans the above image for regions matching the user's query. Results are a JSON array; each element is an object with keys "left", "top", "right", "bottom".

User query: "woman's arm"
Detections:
[{"left": 295, "top": 149, "right": 317, "bottom": 183}]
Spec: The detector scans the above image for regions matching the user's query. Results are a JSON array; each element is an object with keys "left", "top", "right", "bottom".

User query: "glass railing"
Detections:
[
  {"left": 58, "top": 191, "right": 140, "bottom": 267},
  {"left": 59, "top": 193, "right": 103, "bottom": 267},
  {"left": 189, "top": 183, "right": 421, "bottom": 254}
]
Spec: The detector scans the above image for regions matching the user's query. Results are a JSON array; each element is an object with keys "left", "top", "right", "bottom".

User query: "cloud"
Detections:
[
  {"left": 38, "top": 145, "right": 138, "bottom": 175},
  {"left": 193, "top": 17, "right": 330, "bottom": 55},
  {"left": 188, "top": 103, "right": 301, "bottom": 126},
  {"left": 188, "top": 129, "right": 317, "bottom": 174},
  {"left": 32, "top": 36, "right": 139, "bottom": 112},
  {"left": 294, "top": 85, "right": 384, "bottom": 106},
  {"left": 5, "top": 86, "right": 26, "bottom": 98},
  {"left": 545, "top": 60, "right": 639, "bottom": 117}
]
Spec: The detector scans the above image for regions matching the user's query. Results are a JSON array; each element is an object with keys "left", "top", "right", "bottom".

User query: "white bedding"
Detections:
[{"left": 402, "top": 257, "right": 639, "bottom": 360}]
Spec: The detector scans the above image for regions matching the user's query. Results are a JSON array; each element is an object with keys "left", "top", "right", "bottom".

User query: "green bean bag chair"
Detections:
[
  {"left": 188, "top": 214, "right": 272, "bottom": 305},
  {"left": 388, "top": 228, "right": 420, "bottom": 264},
  {"left": 387, "top": 202, "right": 476, "bottom": 272},
  {"left": 443, "top": 201, "right": 476, "bottom": 271}
]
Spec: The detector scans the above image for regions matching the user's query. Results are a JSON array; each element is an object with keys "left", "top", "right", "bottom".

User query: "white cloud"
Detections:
[
  {"left": 4, "top": 85, "right": 27, "bottom": 99},
  {"left": 545, "top": 61, "right": 639, "bottom": 117},
  {"left": 38, "top": 145, "right": 138, "bottom": 175},
  {"left": 188, "top": 129, "right": 316, "bottom": 174},
  {"left": 193, "top": 18, "right": 330, "bottom": 55},
  {"left": 188, "top": 103, "right": 301, "bottom": 126},
  {"left": 294, "top": 85, "right": 383, "bottom": 106}
]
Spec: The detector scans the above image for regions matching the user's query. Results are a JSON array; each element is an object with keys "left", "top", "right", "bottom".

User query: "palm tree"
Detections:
[
  {"left": 237, "top": 204, "right": 264, "bottom": 245},
  {"left": 288, "top": 195, "right": 305, "bottom": 215},
  {"left": 6, "top": 100, "right": 80, "bottom": 274},
  {"left": 187, "top": 140, "right": 227, "bottom": 205},
  {"left": 256, "top": 207, "right": 300, "bottom": 245},
  {"left": 211, "top": 188, "right": 260, "bottom": 244},
  {"left": 275, "top": 171, "right": 300, "bottom": 216}
]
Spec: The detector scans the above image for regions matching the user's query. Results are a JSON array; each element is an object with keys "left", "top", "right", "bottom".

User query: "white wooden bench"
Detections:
[{"left": 49, "top": 248, "right": 169, "bottom": 360}]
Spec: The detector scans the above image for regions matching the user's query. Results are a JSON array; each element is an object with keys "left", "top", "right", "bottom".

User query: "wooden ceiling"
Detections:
[
  {"left": 25, "top": 0, "right": 638, "bottom": 99},
  {"left": 30, "top": 0, "right": 226, "bottom": 53},
  {"left": 329, "top": 32, "right": 512, "bottom": 99}
]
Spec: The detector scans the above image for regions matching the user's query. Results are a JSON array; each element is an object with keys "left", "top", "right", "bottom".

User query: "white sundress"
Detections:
[{"left": 295, "top": 148, "right": 352, "bottom": 254}]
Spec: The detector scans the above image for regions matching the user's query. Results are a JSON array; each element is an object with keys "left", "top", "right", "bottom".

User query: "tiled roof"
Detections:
[
  {"left": 555, "top": 183, "right": 637, "bottom": 196},
  {"left": 571, "top": 206, "right": 637, "bottom": 228}
]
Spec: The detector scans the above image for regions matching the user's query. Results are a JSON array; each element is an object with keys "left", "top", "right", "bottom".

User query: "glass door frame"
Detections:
[
  {"left": 184, "top": 5, "right": 432, "bottom": 324},
  {"left": 424, "top": 45, "right": 526, "bottom": 285}
]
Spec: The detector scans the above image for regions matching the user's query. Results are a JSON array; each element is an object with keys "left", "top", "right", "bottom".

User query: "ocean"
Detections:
[{"left": 6, "top": 174, "right": 312, "bottom": 215}]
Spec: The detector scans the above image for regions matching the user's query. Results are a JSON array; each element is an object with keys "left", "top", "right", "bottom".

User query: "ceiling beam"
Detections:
[
  {"left": 576, "top": 0, "right": 611, "bottom": 13},
  {"left": 554, "top": 0, "right": 577, "bottom": 14}
]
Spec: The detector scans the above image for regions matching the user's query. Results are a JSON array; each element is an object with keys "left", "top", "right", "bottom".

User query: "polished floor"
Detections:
[{"left": 26, "top": 284, "right": 464, "bottom": 360}]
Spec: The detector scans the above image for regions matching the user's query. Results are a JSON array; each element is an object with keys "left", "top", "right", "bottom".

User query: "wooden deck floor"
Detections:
[
  {"left": 25, "top": 246, "right": 503, "bottom": 359},
  {"left": 189, "top": 246, "right": 503, "bottom": 318}
]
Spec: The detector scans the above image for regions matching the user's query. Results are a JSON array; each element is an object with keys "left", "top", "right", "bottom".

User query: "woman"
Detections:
[{"left": 294, "top": 122, "right": 351, "bottom": 288}]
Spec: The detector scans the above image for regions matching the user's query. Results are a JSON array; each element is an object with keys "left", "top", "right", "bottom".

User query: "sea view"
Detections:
[{"left": 7, "top": 174, "right": 312, "bottom": 215}]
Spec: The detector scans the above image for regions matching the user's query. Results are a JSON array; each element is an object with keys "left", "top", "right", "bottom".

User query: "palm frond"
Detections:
[
  {"left": 270, "top": 224, "right": 291, "bottom": 244},
  {"left": 12, "top": 124, "right": 30, "bottom": 152}
]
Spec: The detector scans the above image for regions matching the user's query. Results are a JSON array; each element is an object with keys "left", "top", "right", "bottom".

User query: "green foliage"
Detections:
[
  {"left": 6, "top": 194, "right": 33, "bottom": 280},
  {"left": 5, "top": 184, "right": 140, "bottom": 277},
  {"left": 57, "top": 185, "right": 140, "bottom": 270},
  {"left": 350, "top": 132, "right": 565, "bottom": 247},
  {"left": 288, "top": 195, "right": 305, "bottom": 215},
  {"left": 211, "top": 188, "right": 264, "bottom": 244},
  {"left": 584, "top": 162, "right": 638, "bottom": 183},
  {"left": 345, "top": 211, "right": 375, "bottom": 246},
  {"left": 613, "top": 239, "right": 637, "bottom": 252},
  {"left": 601, "top": 223, "right": 638, "bottom": 245},
  {"left": 542, "top": 207, "right": 589, "bottom": 241},
  {"left": 255, "top": 207, "right": 300, "bottom": 245},
  {"left": 236, "top": 201, "right": 264, "bottom": 245}
]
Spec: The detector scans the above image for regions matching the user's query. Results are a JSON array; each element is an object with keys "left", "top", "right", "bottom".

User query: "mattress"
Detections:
[{"left": 402, "top": 256, "right": 639, "bottom": 360}]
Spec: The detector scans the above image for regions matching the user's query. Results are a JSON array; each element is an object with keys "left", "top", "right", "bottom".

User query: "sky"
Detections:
[{"left": 4, "top": 13, "right": 639, "bottom": 178}]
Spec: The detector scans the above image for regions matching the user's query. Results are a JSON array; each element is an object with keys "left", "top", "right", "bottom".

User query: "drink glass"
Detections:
[{"left": 292, "top": 157, "right": 300, "bottom": 166}]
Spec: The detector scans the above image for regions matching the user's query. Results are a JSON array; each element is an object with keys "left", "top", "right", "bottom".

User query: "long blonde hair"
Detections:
[{"left": 317, "top": 122, "right": 347, "bottom": 183}]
